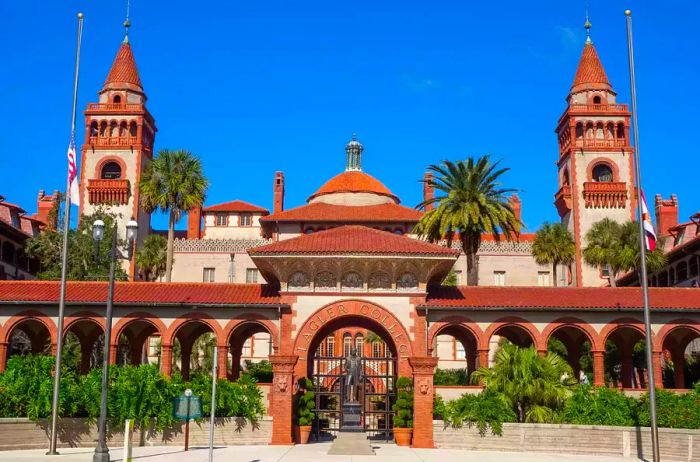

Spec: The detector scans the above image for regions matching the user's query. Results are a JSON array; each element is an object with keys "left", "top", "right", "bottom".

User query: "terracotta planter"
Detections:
[
  {"left": 394, "top": 427, "right": 412, "bottom": 446},
  {"left": 293, "top": 425, "right": 312, "bottom": 444}
]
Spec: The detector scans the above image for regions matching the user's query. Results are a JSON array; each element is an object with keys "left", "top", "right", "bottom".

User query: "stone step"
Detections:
[{"left": 327, "top": 432, "right": 375, "bottom": 455}]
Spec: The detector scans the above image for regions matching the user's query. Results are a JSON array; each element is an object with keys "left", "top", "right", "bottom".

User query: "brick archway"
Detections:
[
  {"left": 541, "top": 317, "right": 601, "bottom": 351},
  {"left": 225, "top": 314, "right": 280, "bottom": 380},
  {"left": 481, "top": 316, "right": 543, "bottom": 351},
  {"left": 1, "top": 310, "right": 57, "bottom": 345}
]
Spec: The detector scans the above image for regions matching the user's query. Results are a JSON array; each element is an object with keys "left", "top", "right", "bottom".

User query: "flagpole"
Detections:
[
  {"left": 47, "top": 12, "right": 84, "bottom": 456},
  {"left": 624, "top": 9, "right": 660, "bottom": 462}
]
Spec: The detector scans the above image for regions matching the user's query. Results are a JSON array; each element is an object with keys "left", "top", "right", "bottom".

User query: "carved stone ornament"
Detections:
[
  {"left": 315, "top": 271, "right": 336, "bottom": 289},
  {"left": 342, "top": 272, "right": 363, "bottom": 289},
  {"left": 289, "top": 271, "right": 311, "bottom": 288},
  {"left": 368, "top": 272, "right": 391, "bottom": 290},
  {"left": 397, "top": 272, "right": 418, "bottom": 290},
  {"left": 417, "top": 377, "right": 431, "bottom": 395},
  {"left": 276, "top": 375, "right": 289, "bottom": 393}
]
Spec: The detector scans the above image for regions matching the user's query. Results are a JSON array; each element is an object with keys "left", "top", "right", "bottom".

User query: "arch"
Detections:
[
  {"left": 587, "top": 158, "right": 620, "bottom": 182},
  {"left": 163, "top": 312, "right": 223, "bottom": 346},
  {"left": 575, "top": 122, "right": 584, "bottom": 139},
  {"left": 655, "top": 319, "right": 700, "bottom": 352},
  {"left": 64, "top": 312, "right": 106, "bottom": 338},
  {"left": 129, "top": 120, "right": 138, "bottom": 137},
  {"left": 90, "top": 120, "right": 99, "bottom": 137},
  {"left": 112, "top": 312, "right": 168, "bottom": 345},
  {"left": 595, "top": 122, "right": 605, "bottom": 139},
  {"left": 428, "top": 315, "right": 484, "bottom": 354},
  {"left": 341, "top": 272, "right": 363, "bottom": 290},
  {"left": 1, "top": 310, "right": 57, "bottom": 345},
  {"left": 541, "top": 317, "right": 601, "bottom": 351},
  {"left": 112, "top": 94, "right": 122, "bottom": 104},
  {"left": 226, "top": 316, "right": 276, "bottom": 380},
  {"left": 99, "top": 120, "right": 108, "bottom": 137},
  {"left": 592, "top": 95, "right": 602, "bottom": 104},
  {"left": 314, "top": 271, "right": 337, "bottom": 290},
  {"left": 119, "top": 120, "right": 128, "bottom": 137},
  {"left": 288, "top": 271, "right": 311, "bottom": 289},
  {"left": 600, "top": 317, "right": 647, "bottom": 346},
  {"left": 109, "top": 120, "right": 118, "bottom": 137},
  {"left": 617, "top": 122, "right": 626, "bottom": 139},
  {"left": 223, "top": 313, "right": 279, "bottom": 352},
  {"left": 368, "top": 271, "right": 391, "bottom": 290},
  {"left": 482, "top": 316, "right": 542, "bottom": 351}
]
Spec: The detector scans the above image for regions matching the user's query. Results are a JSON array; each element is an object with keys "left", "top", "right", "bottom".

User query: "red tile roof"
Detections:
[
  {"left": 0, "top": 281, "right": 282, "bottom": 306},
  {"left": 103, "top": 42, "right": 143, "bottom": 92},
  {"left": 423, "top": 286, "right": 700, "bottom": 310},
  {"left": 571, "top": 43, "right": 612, "bottom": 93},
  {"left": 261, "top": 202, "right": 422, "bottom": 223},
  {"left": 203, "top": 200, "right": 269, "bottom": 214},
  {"left": 250, "top": 225, "right": 459, "bottom": 256},
  {"left": 308, "top": 171, "right": 399, "bottom": 203}
]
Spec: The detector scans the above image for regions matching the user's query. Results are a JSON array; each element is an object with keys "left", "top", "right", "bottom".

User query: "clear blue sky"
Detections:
[{"left": 1, "top": 1, "right": 697, "bottom": 231}]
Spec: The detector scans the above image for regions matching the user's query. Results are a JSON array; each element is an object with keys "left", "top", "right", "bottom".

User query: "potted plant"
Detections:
[
  {"left": 391, "top": 376, "right": 413, "bottom": 446},
  {"left": 293, "top": 377, "right": 315, "bottom": 444}
]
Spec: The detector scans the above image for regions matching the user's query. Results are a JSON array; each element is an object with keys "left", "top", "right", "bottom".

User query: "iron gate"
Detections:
[{"left": 311, "top": 353, "right": 396, "bottom": 441}]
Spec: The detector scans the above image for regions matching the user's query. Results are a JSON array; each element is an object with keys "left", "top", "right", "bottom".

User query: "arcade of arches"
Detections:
[{"left": 1, "top": 282, "right": 700, "bottom": 447}]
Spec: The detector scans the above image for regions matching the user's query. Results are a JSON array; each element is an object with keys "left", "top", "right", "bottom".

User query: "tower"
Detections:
[
  {"left": 554, "top": 18, "right": 635, "bottom": 286},
  {"left": 79, "top": 22, "right": 156, "bottom": 275}
]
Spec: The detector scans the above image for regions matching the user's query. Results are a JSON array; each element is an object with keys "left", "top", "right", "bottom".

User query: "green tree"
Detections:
[
  {"left": 25, "top": 209, "right": 127, "bottom": 281},
  {"left": 416, "top": 156, "right": 520, "bottom": 285},
  {"left": 583, "top": 219, "right": 666, "bottom": 286},
  {"left": 471, "top": 343, "right": 576, "bottom": 423},
  {"left": 531, "top": 222, "right": 575, "bottom": 287},
  {"left": 139, "top": 149, "right": 208, "bottom": 282},
  {"left": 135, "top": 234, "right": 168, "bottom": 281}
]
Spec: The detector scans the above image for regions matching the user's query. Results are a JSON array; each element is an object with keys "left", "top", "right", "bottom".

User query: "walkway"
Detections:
[{"left": 0, "top": 444, "right": 655, "bottom": 462}]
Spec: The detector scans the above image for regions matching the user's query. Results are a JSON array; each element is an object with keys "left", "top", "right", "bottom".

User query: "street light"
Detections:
[{"left": 91, "top": 217, "right": 138, "bottom": 462}]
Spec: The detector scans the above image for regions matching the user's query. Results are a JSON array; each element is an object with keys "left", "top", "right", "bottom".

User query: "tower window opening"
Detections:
[
  {"left": 617, "top": 123, "right": 625, "bottom": 140},
  {"left": 110, "top": 121, "right": 118, "bottom": 137},
  {"left": 607, "top": 123, "right": 615, "bottom": 139},
  {"left": 593, "top": 95, "right": 602, "bottom": 104},
  {"left": 100, "top": 121, "right": 108, "bottom": 137},
  {"left": 575, "top": 123, "right": 584, "bottom": 139},
  {"left": 595, "top": 122, "right": 605, "bottom": 139},
  {"left": 112, "top": 95, "right": 122, "bottom": 104},
  {"left": 90, "top": 121, "right": 98, "bottom": 137},
  {"left": 119, "top": 121, "right": 128, "bottom": 137},
  {"left": 592, "top": 164, "right": 613, "bottom": 182},
  {"left": 129, "top": 121, "right": 137, "bottom": 137},
  {"left": 101, "top": 161, "right": 122, "bottom": 180}
]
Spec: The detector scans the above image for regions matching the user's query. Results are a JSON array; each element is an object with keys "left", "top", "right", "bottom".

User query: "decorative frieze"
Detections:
[{"left": 173, "top": 238, "right": 272, "bottom": 253}]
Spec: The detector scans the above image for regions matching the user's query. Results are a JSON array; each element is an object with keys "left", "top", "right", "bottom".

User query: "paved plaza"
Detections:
[{"left": 0, "top": 444, "right": 655, "bottom": 462}]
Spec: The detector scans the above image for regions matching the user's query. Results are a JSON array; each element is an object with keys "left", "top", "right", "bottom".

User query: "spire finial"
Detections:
[
  {"left": 345, "top": 133, "right": 363, "bottom": 172},
  {"left": 584, "top": 2, "right": 592, "bottom": 44},
  {"left": 123, "top": 0, "right": 131, "bottom": 43}
]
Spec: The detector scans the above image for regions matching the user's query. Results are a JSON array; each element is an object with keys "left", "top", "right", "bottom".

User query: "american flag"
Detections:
[
  {"left": 67, "top": 131, "right": 80, "bottom": 206},
  {"left": 641, "top": 191, "right": 657, "bottom": 251}
]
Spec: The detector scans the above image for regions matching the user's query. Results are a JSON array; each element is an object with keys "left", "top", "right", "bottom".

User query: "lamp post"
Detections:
[{"left": 91, "top": 217, "right": 138, "bottom": 462}]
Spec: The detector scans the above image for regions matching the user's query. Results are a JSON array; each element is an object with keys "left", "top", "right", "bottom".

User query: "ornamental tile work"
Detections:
[{"left": 173, "top": 238, "right": 272, "bottom": 253}]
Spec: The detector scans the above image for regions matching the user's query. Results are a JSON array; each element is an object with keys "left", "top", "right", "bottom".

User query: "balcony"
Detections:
[
  {"left": 88, "top": 136, "right": 138, "bottom": 147},
  {"left": 569, "top": 103, "right": 629, "bottom": 112},
  {"left": 86, "top": 103, "right": 143, "bottom": 111},
  {"left": 87, "top": 179, "right": 130, "bottom": 205},
  {"left": 554, "top": 185, "right": 572, "bottom": 216},
  {"left": 583, "top": 182, "right": 628, "bottom": 209},
  {"left": 574, "top": 138, "right": 628, "bottom": 149}
]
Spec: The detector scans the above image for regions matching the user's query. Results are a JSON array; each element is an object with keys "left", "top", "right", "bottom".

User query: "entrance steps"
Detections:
[{"left": 327, "top": 431, "right": 375, "bottom": 455}]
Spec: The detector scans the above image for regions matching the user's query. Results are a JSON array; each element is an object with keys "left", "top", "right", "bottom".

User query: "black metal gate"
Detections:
[{"left": 311, "top": 353, "right": 396, "bottom": 441}]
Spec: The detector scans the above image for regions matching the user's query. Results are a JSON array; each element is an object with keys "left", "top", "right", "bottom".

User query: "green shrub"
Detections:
[
  {"left": 638, "top": 388, "right": 700, "bottom": 430},
  {"left": 559, "top": 385, "right": 639, "bottom": 427},
  {"left": 293, "top": 377, "right": 315, "bottom": 426},
  {"left": 433, "top": 394, "right": 446, "bottom": 420},
  {"left": 433, "top": 368, "right": 469, "bottom": 386},
  {"left": 442, "top": 389, "right": 516, "bottom": 436},
  {"left": 186, "top": 372, "right": 265, "bottom": 425},
  {"left": 242, "top": 360, "right": 273, "bottom": 383},
  {"left": 392, "top": 377, "right": 413, "bottom": 428}
]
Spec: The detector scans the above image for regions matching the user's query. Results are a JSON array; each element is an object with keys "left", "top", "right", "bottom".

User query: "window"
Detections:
[
  {"left": 455, "top": 340, "right": 466, "bottom": 360},
  {"left": 493, "top": 271, "right": 506, "bottom": 286},
  {"left": 216, "top": 213, "right": 228, "bottom": 226},
  {"left": 372, "top": 341, "right": 384, "bottom": 358},
  {"left": 101, "top": 162, "right": 121, "bottom": 179},
  {"left": 592, "top": 164, "right": 613, "bottom": 182},
  {"left": 148, "top": 336, "right": 160, "bottom": 356},
  {"left": 241, "top": 338, "right": 252, "bottom": 357},
  {"left": 203, "top": 267, "right": 215, "bottom": 282},
  {"left": 593, "top": 95, "right": 602, "bottom": 104},
  {"left": 228, "top": 254, "right": 235, "bottom": 283},
  {"left": 113, "top": 95, "right": 122, "bottom": 104},
  {"left": 537, "top": 271, "right": 551, "bottom": 287},
  {"left": 323, "top": 335, "right": 335, "bottom": 356},
  {"left": 343, "top": 333, "right": 353, "bottom": 357},
  {"left": 246, "top": 268, "right": 258, "bottom": 283},
  {"left": 355, "top": 334, "right": 364, "bottom": 357},
  {"left": 600, "top": 266, "right": 611, "bottom": 279},
  {"left": 239, "top": 213, "right": 252, "bottom": 227}
]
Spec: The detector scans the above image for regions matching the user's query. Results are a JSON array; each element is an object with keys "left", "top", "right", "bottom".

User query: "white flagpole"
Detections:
[
  {"left": 624, "top": 9, "right": 660, "bottom": 462},
  {"left": 47, "top": 12, "right": 84, "bottom": 456}
]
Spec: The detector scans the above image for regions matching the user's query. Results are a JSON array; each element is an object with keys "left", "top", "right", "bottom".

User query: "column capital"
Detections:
[
  {"left": 269, "top": 354, "right": 298, "bottom": 374},
  {"left": 408, "top": 356, "right": 438, "bottom": 375}
]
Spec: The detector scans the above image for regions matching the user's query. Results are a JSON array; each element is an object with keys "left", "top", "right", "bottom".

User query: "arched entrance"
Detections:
[{"left": 293, "top": 300, "right": 412, "bottom": 441}]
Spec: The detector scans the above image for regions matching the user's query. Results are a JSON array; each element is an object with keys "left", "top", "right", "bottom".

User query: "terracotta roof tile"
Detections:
[
  {"left": 103, "top": 43, "right": 143, "bottom": 92},
  {"left": 203, "top": 200, "right": 269, "bottom": 214},
  {"left": 308, "top": 171, "right": 399, "bottom": 203},
  {"left": 424, "top": 286, "right": 700, "bottom": 310},
  {"left": 250, "top": 225, "right": 459, "bottom": 256},
  {"left": 571, "top": 43, "right": 612, "bottom": 93},
  {"left": 262, "top": 202, "right": 422, "bottom": 223},
  {"left": 0, "top": 281, "right": 282, "bottom": 306}
]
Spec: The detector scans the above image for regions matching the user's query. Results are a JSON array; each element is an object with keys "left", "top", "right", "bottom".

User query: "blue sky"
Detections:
[{"left": 1, "top": 1, "right": 697, "bottom": 231}]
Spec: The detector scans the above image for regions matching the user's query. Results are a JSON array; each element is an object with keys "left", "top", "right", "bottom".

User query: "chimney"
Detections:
[
  {"left": 274, "top": 171, "right": 285, "bottom": 214},
  {"left": 509, "top": 194, "right": 522, "bottom": 232},
  {"left": 655, "top": 194, "right": 678, "bottom": 237},
  {"left": 187, "top": 206, "right": 202, "bottom": 239},
  {"left": 423, "top": 172, "right": 434, "bottom": 211},
  {"left": 36, "top": 189, "right": 59, "bottom": 229}
]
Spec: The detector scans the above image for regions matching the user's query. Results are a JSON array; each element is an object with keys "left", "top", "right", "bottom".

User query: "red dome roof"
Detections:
[{"left": 308, "top": 171, "right": 399, "bottom": 203}]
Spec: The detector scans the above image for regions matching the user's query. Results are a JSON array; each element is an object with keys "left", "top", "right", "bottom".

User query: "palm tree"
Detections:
[
  {"left": 531, "top": 222, "right": 575, "bottom": 287},
  {"left": 416, "top": 156, "right": 520, "bottom": 285},
  {"left": 471, "top": 342, "right": 576, "bottom": 423},
  {"left": 135, "top": 234, "right": 168, "bottom": 281},
  {"left": 139, "top": 150, "right": 208, "bottom": 282},
  {"left": 583, "top": 219, "right": 666, "bottom": 286}
]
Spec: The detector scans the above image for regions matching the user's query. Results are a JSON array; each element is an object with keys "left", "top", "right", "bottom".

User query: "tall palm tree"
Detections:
[
  {"left": 135, "top": 234, "right": 168, "bottom": 281},
  {"left": 139, "top": 150, "right": 208, "bottom": 281},
  {"left": 614, "top": 221, "right": 667, "bottom": 276},
  {"left": 471, "top": 342, "right": 575, "bottom": 423},
  {"left": 415, "top": 156, "right": 520, "bottom": 285},
  {"left": 531, "top": 222, "right": 576, "bottom": 287}
]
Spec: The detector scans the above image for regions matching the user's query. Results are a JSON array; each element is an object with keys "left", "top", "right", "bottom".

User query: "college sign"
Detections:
[{"left": 295, "top": 300, "right": 411, "bottom": 359}]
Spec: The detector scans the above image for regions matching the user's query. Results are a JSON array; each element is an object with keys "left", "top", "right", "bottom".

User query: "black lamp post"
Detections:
[{"left": 91, "top": 217, "right": 137, "bottom": 462}]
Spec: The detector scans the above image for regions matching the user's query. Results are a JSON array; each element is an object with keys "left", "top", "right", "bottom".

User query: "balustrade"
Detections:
[
  {"left": 87, "top": 179, "right": 130, "bottom": 205},
  {"left": 583, "top": 182, "right": 627, "bottom": 208}
]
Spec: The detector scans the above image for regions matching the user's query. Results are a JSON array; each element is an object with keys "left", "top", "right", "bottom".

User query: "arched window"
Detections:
[
  {"left": 119, "top": 121, "right": 128, "bottom": 137},
  {"left": 592, "top": 164, "right": 613, "bottom": 182},
  {"left": 585, "top": 122, "right": 595, "bottom": 139},
  {"left": 129, "top": 121, "right": 138, "bottom": 137},
  {"left": 342, "top": 272, "right": 363, "bottom": 290},
  {"left": 595, "top": 122, "right": 605, "bottom": 139},
  {"left": 617, "top": 123, "right": 625, "bottom": 139},
  {"left": 112, "top": 94, "right": 122, "bottom": 104},
  {"left": 101, "top": 162, "right": 122, "bottom": 179},
  {"left": 397, "top": 272, "right": 419, "bottom": 290},
  {"left": 354, "top": 334, "right": 364, "bottom": 357},
  {"left": 343, "top": 333, "right": 353, "bottom": 357},
  {"left": 575, "top": 123, "right": 584, "bottom": 139},
  {"left": 110, "top": 121, "right": 118, "bottom": 137},
  {"left": 288, "top": 271, "right": 311, "bottom": 289},
  {"left": 677, "top": 261, "right": 688, "bottom": 282},
  {"left": 372, "top": 341, "right": 385, "bottom": 358},
  {"left": 368, "top": 272, "right": 391, "bottom": 290},
  {"left": 90, "top": 121, "right": 98, "bottom": 137},
  {"left": 99, "top": 121, "right": 108, "bottom": 137},
  {"left": 593, "top": 95, "right": 602, "bottom": 104},
  {"left": 314, "top": 271, "right": 336, "bottom": 290},
  {"left": 606, "top": 122, "right": 615, "bottom": 139},
  {"left": 562, "top": 169, "right": 570, "bottom": 186}
]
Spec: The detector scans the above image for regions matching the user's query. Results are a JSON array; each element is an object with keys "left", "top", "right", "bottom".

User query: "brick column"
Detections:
[
  {"left": 537, "top": 348, "right": 547, "bottom": 358},
  {"left": 0, "top": 342, "right": 7, "bottom": 373},
  {"left": 478, "top": 349, "right": 489, "bottom": 369},
  {"left": 161, "top": 344, "right": 173, "bottom": 377},
  {"left": 409, "top": 356, "right": 438, "bottom": 449},
  {"left": 652, "top": 351, "right": 664, "bottom": 389},
  {"left": 180, "top": 342, "right": 192, "bottom": 381},
  {"left": 620, "top": 344, "right": 633, "bottom": 388},
  {"left": 269, "top": 354, "right": 298, "bottom": 445},
  {"left": 217, "top": 345, "right": 228, "bottom": 380},
  {"left": 592, "top": 350, "right": 605, "bottom": 387}
]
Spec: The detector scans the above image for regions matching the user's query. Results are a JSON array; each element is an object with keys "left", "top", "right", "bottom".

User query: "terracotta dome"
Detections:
[{"left": 307, "top": 171, "right": 400, "bottom": 204}]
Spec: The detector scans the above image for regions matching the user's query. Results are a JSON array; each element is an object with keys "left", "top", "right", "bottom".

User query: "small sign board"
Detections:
[{"left": 173, "top": 394, "right": 203, "bottom": 420}]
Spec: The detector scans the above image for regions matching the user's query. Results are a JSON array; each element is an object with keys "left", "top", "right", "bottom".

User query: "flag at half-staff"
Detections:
[
  {"left": 641, "top": 192, "right": 656, "bottom": 251},
  {"left": 67, "top": 131, "right": 80, "bottom": 205}
]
